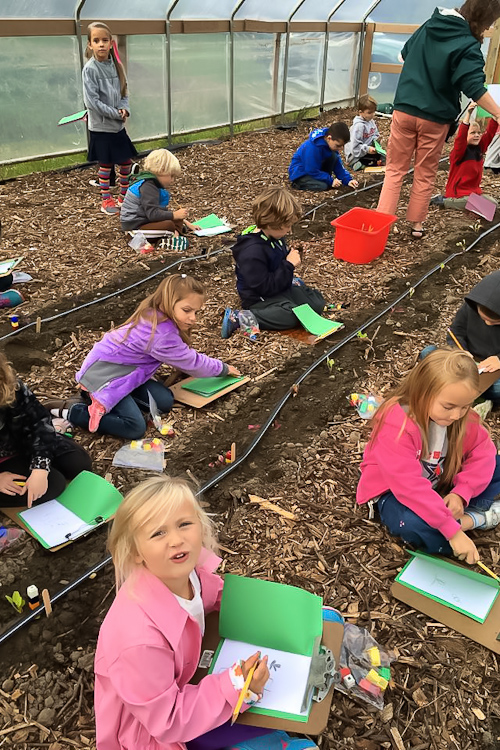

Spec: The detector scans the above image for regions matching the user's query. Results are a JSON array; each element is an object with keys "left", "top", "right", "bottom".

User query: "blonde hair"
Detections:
[
  {"left": 118, "top": 273, "right": 205, "bottom": 346},
  {"left": 109, "top": 476, "right": 217, "bottom": 589},
  {"left": 0, "top": 353, "right": 18, "bottom": 407},
  {"left": 143, "top": 149, "right": 181, "bottom": 177},
  {"left": 370, "top": 349, "right": 481, "bottom": 491},
  {"left": 252, "top": 186, "right": 302, "bottom": 230},
  {"left": 358, "top": 94, "right": 377, "bottom": 112},
  {"left": 86, "top": 22, "right": 127, "bottom": 98}
]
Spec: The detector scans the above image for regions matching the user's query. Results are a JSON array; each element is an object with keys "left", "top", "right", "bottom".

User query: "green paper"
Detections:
[
  {"left": 219, "top": 574, "right": 323, "bottom": 655},
  {"left": 58, "top": 110, "right": 87, "bottom": 126},
  {"left": 395, "top": 551, "right": 499, "bottom": 624},
  {"left": 0, "top": 256, "right": 23, "bottom": 277},
  {"left": 193, "top": 213, "right": 227, "bottom": 229},
  {"left": 181, "top": 375, "right": 245, "bottom": 397},
  {"left": 292, "top": 304, "right": 344, "bottom": 338},
  {"left": 375, "top": 141, "right": 386, "bottom": 156},
  {"left": 379, "top": 667, "right": 391, "bottom": 680}
]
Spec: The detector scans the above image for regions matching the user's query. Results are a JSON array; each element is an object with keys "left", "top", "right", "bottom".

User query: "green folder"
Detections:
[
  {"left": 375, "top": 141, "right": 386, "bottom": 156},
  {"left": 181, "top": 375, "right": 245, "bottom": 397},
  {"left": 193, "top": 213, "right": 227, "bottom": 229},
  {"left": 18, "top": 471, "right": 123, "bottom": 549},
  {"left": 58, "top": 110, "right": 87, "bottom": 126},
  {"left": 209, "top": 574, "right": 323, "bottom": 721},
  {"left": 395, "top": 551, "right": 499, "bottom": 623},
  {"left": 292, "top": 304, "right": 344, "bottom": 338}
]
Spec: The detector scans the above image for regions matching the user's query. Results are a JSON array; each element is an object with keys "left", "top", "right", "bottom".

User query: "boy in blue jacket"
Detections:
[
  {"left": 288, "top": 122, "right": 358, "bottom": 192},
  {"left": 222, "top": 187, "right": 325, "bottom": 336}
]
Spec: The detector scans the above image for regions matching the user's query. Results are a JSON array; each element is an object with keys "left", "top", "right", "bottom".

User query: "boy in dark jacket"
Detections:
[
  {"left": 288, "top": 122, "right": 358, "bottom": 192},
  {"left": 221, "top": 187, "right": 325, "bottom": 336},
  {"left": 448, "top": 270, "right": 500, "bottom": 402}
]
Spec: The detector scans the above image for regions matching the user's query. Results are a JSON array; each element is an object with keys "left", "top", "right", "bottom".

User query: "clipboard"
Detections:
[
  {"left": 478, "top": 369, "right": 500, "bottom": 394},
  {"left": 170, "top": 375, "right": 250, "bottom": 408},
  {"left": 192, "top": 611, "right": 343, "bottom": 734}
]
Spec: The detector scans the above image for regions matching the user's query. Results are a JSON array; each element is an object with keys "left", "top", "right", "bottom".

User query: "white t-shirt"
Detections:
[
  {"left": 421, "top": 420, "right": 448, "bottom": 489},
  {"left": 173, "top": 570, "right": 205, "bottom": 634}
]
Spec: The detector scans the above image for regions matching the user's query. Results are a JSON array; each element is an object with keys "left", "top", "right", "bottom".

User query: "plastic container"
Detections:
[
  {"left": 0, "top": 526, "right": 25, "bottom": 551},
  {"left": 331, "top": 207, "right": 397, "bottom": 264}
]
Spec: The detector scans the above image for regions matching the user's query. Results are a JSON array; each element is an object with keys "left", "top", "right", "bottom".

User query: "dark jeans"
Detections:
[
  {"left": 378, "top": 454, "right": 500, "bottom": 555},
  {"left": 250, "top": 285, "right": 326, "bottom": 331},
  {"left": 186, "top": 723, "right": 272, "bottom": 750},
  {"left": 291, "top": 156, "right": 335, "bottom": 192},
  {"left": 420, "top": 344, "right": 500, "bottom": 404},
  {"left": 68, "top": 380, "right": 174, "bottom": 440},
  {"left": 0, "top": 435, "right": 92, "bottom": 508}
]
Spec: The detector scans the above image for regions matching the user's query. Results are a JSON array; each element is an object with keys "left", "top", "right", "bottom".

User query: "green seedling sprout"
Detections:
[
  {"left": 357, "top": 332, "right": 368, "bottom": 340},
  {"left": 326, "top": 356, "right": 335, "bottom": 373},
  {"left": 5, "top": 591, "right": 25, "bottom": 613}
]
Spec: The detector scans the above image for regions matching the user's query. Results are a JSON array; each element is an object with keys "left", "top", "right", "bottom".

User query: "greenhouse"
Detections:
[{"left": 2, "top": 2, "right": 500, "bottom": 749}]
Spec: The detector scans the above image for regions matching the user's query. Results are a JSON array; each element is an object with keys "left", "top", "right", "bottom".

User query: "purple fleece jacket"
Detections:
[{"left": 76, "top": 317, "right": 226, "bottom": 412}]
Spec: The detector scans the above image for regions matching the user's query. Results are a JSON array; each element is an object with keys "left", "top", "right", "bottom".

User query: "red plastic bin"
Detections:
[{"left": 331, "top": 207, "right": 397, "bottom": 264}]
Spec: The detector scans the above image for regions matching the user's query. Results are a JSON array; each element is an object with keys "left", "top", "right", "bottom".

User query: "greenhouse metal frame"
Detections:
[{"left": 1, "top": 1, "right": 499, "bottom": 172}]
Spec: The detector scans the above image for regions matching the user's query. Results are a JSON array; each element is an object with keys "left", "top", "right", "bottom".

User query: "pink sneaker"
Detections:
[
  {"left": 88, "top": 397, "right": 107, "bottom": 432},
  {"left": 101, "top": 198, "right": 119, "bottom": 216}
]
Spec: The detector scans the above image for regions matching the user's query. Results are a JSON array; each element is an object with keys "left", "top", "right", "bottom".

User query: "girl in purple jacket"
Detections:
[
  {"left": 95, "top": 475, "right": 317, "bottom": 750},
  {"left": 47, "top": 275, "right": 240, "bottom": 440},
  {"left": 357, "top": 349, "right": 500, "bottom": 564}
]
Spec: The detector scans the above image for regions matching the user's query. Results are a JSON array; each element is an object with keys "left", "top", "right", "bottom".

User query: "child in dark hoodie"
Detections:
[
  {"left": 221, "top": 187, "right": 325, "bottom": 336},
  {"left": 288, "top": 122, "right": 358, "bottom": 192}
]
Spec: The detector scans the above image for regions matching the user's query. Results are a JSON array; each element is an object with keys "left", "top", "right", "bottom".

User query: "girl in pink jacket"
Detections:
[
  {"left": 95, "top": 476, "right": 318, "bottom": 750},
  {"left": 357, "top": 349, "right": 500, "bottom": 565}
]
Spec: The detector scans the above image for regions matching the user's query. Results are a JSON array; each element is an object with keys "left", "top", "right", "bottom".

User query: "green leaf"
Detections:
[{"left": 5, "top": 591, "right": 25, "bottom": 613}]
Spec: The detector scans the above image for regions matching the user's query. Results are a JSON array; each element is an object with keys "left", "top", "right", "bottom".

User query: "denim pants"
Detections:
[
  {"left": 378, "top": 454, "right": 500, "bottom": 554},
  {"left": 68, "top": 380, "right": 174, "bottom": 440},
  {"left": 420, "top": 344, "right": 500, "bottom": 404},
  {"left": 291, "top": 155, "right": 335, "bottom": 192}
]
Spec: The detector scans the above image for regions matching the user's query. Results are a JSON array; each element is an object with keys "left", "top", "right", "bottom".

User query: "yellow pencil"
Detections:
[
  {"left": 447, "top": 328, "right": 464, "bottom": 351},
  {"left": 477, "top": 560, "right": 500, "bottom": 582},
  {"left": 231, "top": 655, "right": 260, "bottom": 726}
]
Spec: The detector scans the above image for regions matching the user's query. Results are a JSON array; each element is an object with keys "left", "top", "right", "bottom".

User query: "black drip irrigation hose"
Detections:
[{"left": 2, "top": 220, "right": 499, "bottom": 646}]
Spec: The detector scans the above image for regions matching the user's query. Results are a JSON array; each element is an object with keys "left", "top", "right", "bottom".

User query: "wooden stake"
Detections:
[
  {"left": 230, "top": 442, "right": 236, "bottom": 463},
  {"left": 35, "top": 317, "right": 42, "bottom": 334},
  {"left": 41, "top": 588, "right": 52, "bottom": 617}
]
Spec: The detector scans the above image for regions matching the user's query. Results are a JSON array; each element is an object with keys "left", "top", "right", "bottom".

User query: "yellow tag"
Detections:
[
  {"left": 366, "top": 669, "right": 388, "bottom": 690},
  {"left": 367, "top": 647, "right": 381, "bottom": 667}
]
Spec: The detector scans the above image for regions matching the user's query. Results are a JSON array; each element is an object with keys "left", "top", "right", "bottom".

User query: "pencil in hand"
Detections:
[
  {"left": 477, "top": 560, "right": 500, "bottom": 582},
  {"left": 447, "top": 328, "right": 464, "bottom": 351},
  {"left": 231, "top": 652, "right": 261, "bottom": 726}
]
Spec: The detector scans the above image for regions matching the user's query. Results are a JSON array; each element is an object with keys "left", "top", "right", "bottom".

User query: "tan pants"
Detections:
[
  {"left": 140, "top": 218, "right": 185, "bottom": 233},
  {"left": 377, "top": 110, "right": 449, "bottom": 223}
]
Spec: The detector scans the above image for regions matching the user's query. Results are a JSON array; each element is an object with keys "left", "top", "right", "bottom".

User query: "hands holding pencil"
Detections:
[{"left": 231, "top": 652, "right": 269, "bottom": 725}]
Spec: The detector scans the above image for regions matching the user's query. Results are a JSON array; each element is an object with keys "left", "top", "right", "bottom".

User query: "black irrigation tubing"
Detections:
[{"left": 2, "top": 220, "right": 500, "bottom": 646}]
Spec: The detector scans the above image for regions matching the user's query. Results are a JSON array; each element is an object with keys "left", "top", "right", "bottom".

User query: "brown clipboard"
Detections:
[
  {"left": 170, "top": 376, "right": 250, "bottom": 408},
  {"left": 191, "top": 611, "right": 343, "bottom": 735},
  {"left": 478, "top": 369, "right": 499, "bottom": 395},
  {"left": 391, "top": 576, "right": 500, "bottom": 654}
]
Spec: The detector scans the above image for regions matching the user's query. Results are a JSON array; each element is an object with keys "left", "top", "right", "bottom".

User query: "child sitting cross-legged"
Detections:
[
  {"left": 288, "top": 122, "right": 358, "bottom": 192},
  {"left": 94, "top": 474, "right": 319, "bottom": 750},
  {"left": 431, "top": 102, "right": 498, "bottom": 210},
  {"left": 344, "top": 94, "right": 385, "bottom": 171},
  {"left": 120, "top": 148, "right": 200, "bottom": 239},
  {"left": 222, "top": 187, "right": 325, "bottom": 337},
  {"left": 357, "top": 349, "right": 500, "bottom": 564}
]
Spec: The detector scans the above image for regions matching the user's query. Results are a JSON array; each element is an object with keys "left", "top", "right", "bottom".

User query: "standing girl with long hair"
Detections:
[
  {"left": 357, "top": 349, "right": 500, "bottom": 564},
  {"left": 83, "top": 21, "right": 137, "bottom": 215},
  {"left": 46, "top": 275, "right": 240, "bottom": 440}
]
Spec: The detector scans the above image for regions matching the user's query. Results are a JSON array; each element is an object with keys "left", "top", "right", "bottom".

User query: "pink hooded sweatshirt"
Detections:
[
  {"left": 356, "top": 403, "right": 496, "bottom": 540},
  {"left": 94, "top": 550, "right": 246, "bottom": 750}
]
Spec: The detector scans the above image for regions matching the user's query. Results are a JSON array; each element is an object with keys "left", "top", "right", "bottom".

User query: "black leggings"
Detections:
[{"left": 0, "top": 436, "right": 92, "bottom": 507}]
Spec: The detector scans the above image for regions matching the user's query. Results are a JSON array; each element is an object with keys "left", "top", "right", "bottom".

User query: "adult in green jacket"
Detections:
[{"left": 377, "top": 0, "right": 500, "bottom": 239}]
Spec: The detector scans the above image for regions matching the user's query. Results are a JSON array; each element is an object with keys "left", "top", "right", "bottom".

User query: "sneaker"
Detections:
[
  {"left": 0, "top": 289, "right": 24, "bottom": 309},
  {"left": 430, "top": 194, "right": 444, "bottom": 206},
  {"left": 221, "top": 307, "right": 240, "bottom": 339},
  {"left": 160, "top": 235, "right": 189, "bottom": 252},
  {"left": 88, "top": 396, "right": 107, "bottom": 433},
  {"left": 130, "top": 162, "right": 140, "bottom": 176},
  {"left": 44, "top": 397, "right": 82, "bottom": 418},
  {"left": 228, "top": 731, "right": 318, "bottom": 750},
  {"left": 101, "top": 198, "right": 119, "bottom": 216},
  {"left": 481, "top": 500, "right": 500, "bottom": 530},
  {"left": 352, "top": 160, "right": 364, "bottom": 172}
]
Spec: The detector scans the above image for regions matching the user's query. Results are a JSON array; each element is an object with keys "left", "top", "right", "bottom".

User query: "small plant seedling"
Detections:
[
  {"left": 357, "top": 332, "right": 368, "bottom": 340},
  {"left": 456, "top": 239, "right": 466, "bottom": 251},
  {"left": 326, "top": 356, "right": 335, "bottom": 373},
  {"left": 469, "top": 220, "right": 481, "bottom": 233},
  {"left": 6, "top": 591, "right": 25, "bottom": 613}
]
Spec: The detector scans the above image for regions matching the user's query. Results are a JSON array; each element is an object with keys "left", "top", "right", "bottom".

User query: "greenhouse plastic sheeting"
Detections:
[
  {"left": 1, "top": 0, "right": 79, "bottom": 17},
  {"left": 126, "top": 36, "right": 168, "bottom": 142},
  {"left": 81, "top": 0, "right": 170, "bottom": 20},
  {"left": 234, "top": 33, "right": 278, "bottom": 122},
  {"left": 0, "top": 36, "right": 86, "bottom": 162},
  {"left": 170, "top": 1, "right": 240, "bottom": 19},
  {"left": 294, "top": 1, "right": 354, "bottom": 22},
  {"left": 233, "top": 0, "right": 301, "bottom": 22},
  {"left": 370, "top": 0, "right": 457, "bottom": 24}
]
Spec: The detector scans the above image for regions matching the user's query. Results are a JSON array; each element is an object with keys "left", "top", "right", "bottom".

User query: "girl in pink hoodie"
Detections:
[
  {"left": 95, "top": 476, "right": 318, "bottom": 750},
  {"left": 357, "top": 349, "right": 500, "bottom": 564}
]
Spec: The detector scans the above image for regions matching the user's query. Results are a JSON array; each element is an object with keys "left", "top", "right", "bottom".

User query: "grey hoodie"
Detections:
[
  {"left": 82, "top": 57, "right": 129, "bottom": 133},
  {"left": 344, "top": 115, "right": 379, "bottom": 164},
  {"left": 450, "top": 271, "right": 500, "bottom": 358}
]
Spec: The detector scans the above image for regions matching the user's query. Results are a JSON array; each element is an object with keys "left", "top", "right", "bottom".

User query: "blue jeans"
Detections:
[
  {"left": 420, "top": 344, "right": 500, "bottom": 403},
  {"left": 68, "top": 380, "right": 174, "bottom": 440},
  {"left": 378, "top": 454, "right": 500, "bottom": 554}
]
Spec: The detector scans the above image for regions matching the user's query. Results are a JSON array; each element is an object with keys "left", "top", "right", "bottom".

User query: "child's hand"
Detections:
[
  {"left": 443, "top": 492, "right": 465, "bottom": 520},
  {"left": 185, "top": 221, "right": 201, "bottom": 232},
  {"left": 227, "top": 365, "right": 241, "bottom": 377},
  {"left": 242, "top": 653, "right": 269, "bottom": 695},
  {"left": 449, "top": 529, "right": 479, "bottom": 564},
  {"left": 348, "top": 179, "right": 359, "bottom": 189},
  {"left": 173, "top": 208, "right": 188, "bottom": 220},
  {"left": 368, "top": 146, "right": 377, "bottom": 154},
  {"left": 332, "top": 178, "right": 342, "bottom": 188},
  {"left": 478, "top": 355, "right": 500, "bottom": 373},
  {"left": 467, "top": 101, "right": 476, "bottom": 114},
  {"left": 0, "top": 472, "right": 27, "bottom": 496},
  {"left": 22, "top": 469, "right": 49, "bottom": 509},
  {"left": 118, "top": 108, "right": 129, "bottom": 120},
  {"left": 286, "top": 248, "right": 301, "bottom": 268}
]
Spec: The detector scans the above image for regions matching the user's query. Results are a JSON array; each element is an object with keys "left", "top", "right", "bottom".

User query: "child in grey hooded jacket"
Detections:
[{"left": 344, "top": 95, "right": 382, "bottom": 169}]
